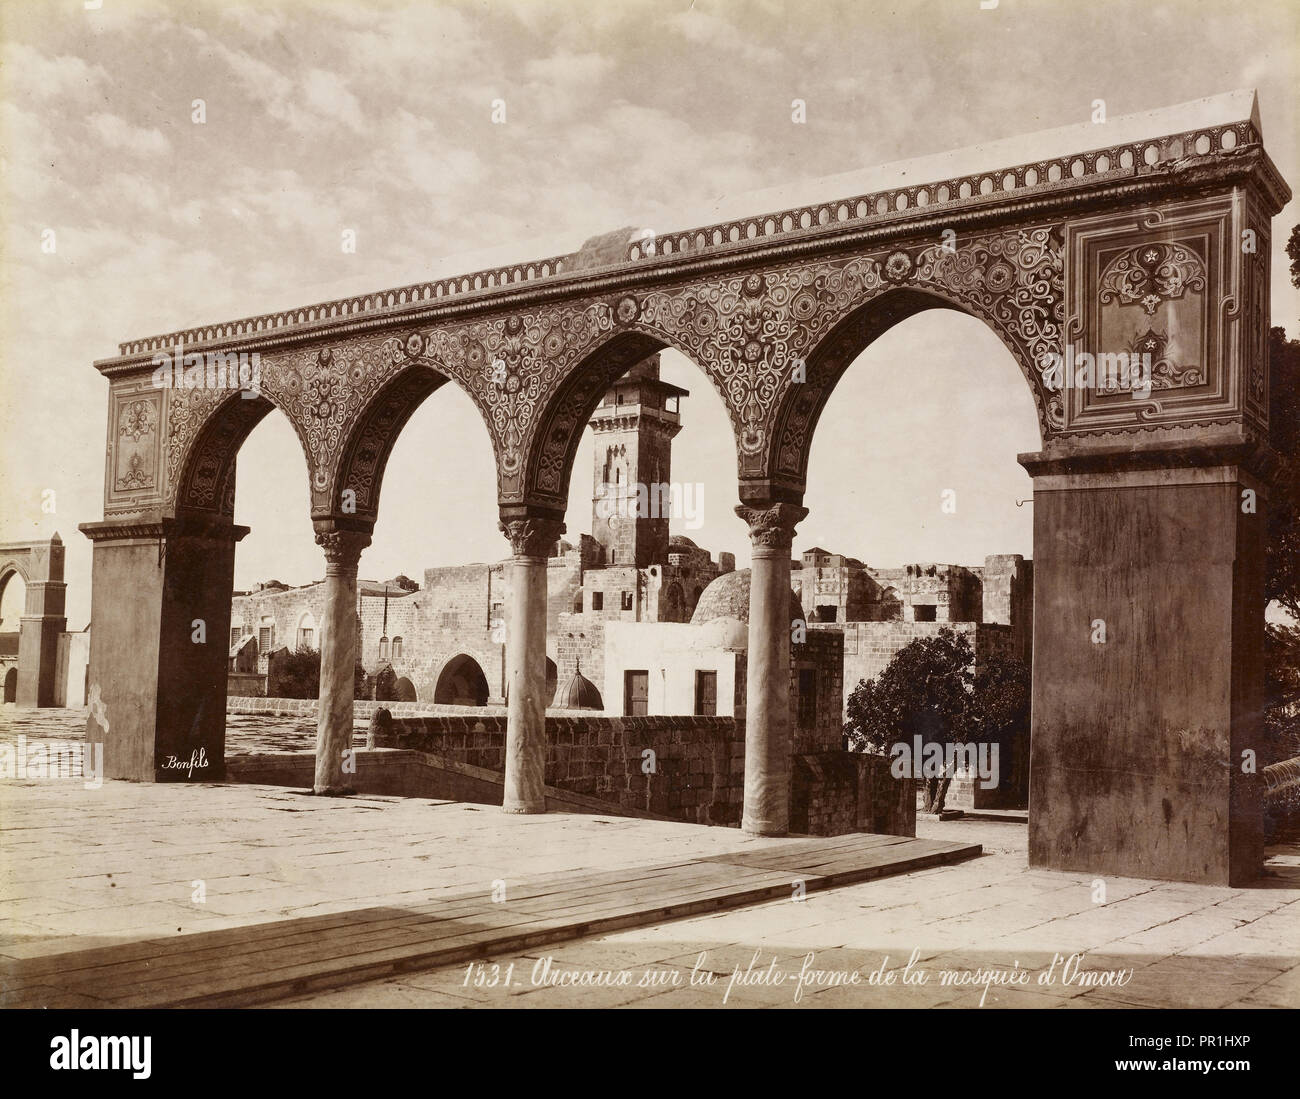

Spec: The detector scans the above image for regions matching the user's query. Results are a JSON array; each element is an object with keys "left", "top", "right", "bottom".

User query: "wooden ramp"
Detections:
[{"left": 0, "top": 833, "right": 979, "bottom": 1008}]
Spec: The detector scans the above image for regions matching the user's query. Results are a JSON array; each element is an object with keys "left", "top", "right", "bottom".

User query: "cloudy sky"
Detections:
[{"left": 1, "top": 0, "right": 1297, "bottom": 630}]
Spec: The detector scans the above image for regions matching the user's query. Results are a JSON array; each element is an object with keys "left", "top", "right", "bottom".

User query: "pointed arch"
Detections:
[
  {"left": 768, "top": 284, "right": 1051, "bottom": 490},
  {"left": 521, "top": 327, "right": 745, "bottom": 515},
  {"left": 173, "top": 391, "right": 313, "bottom": 519}
]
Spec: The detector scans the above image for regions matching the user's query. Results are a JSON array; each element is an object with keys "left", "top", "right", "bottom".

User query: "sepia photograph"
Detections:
[{"left": 0, "top": 0, "right": 1297, "bottom": 1075}]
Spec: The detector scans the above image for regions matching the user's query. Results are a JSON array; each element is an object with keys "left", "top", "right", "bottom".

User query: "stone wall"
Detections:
[
  {"left": 791, "top": 752, "right": 913, "bottom": 837},
  {"left": 818, "top": 620, "right": 1018, "bottom": 719},
  {"left": 227, "top": 672, "right": 266, "bottom": 697},
  {"left": 371, "top": 712, "right": 914, "bottom": 836}
]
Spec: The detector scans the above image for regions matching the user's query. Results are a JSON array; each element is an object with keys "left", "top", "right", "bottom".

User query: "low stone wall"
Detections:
[
  {"left": 226, "top": 673, "right": 266, "bottom": 697},
  {"left": 227, "top": 696, "right": 597, "bottom": 719},
  {"left": 791, "top": 752, "right": 913, "bottom": 837},
  {"left": 225, "top": 747, "right": 663, "bottom": 818},
  {"left": 371, "top": 712, "right": 914, "bottom": 837}
]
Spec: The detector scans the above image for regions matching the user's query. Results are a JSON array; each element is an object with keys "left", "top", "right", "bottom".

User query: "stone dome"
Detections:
[
  {"left": 668, "top": 534, "right": 699, "bottom": 550},
  {"left": 556, "top": 666, "right": 603, "bottom": 710},
  {"left": 690, "top": 569, "right": 805, "bottom": 627}
]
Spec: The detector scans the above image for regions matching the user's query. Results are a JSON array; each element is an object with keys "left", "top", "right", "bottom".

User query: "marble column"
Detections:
[
  {"left": 312, "top": 524, "right": 371, "bottom": 795},
  {"left": 735, "top": 501, "right": 808, "bottom": 836},
  {"left": 500, "top": 517, "right": 564, "bottom": 813}
]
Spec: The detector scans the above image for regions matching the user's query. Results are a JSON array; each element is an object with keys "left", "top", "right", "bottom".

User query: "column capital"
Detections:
[
  {"left": 499, "top": 517, "right": 565, "bottom": 558},
  {"left": 313, "top": 526, "right": 371, "bottom": 573},
  {"left": 734, "top": 502, "right": 808, "bottom": 550}
]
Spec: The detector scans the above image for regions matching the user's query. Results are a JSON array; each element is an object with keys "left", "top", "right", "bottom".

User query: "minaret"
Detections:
[{"left": 588, "top": 353, "right": 688, "bottom": 569}]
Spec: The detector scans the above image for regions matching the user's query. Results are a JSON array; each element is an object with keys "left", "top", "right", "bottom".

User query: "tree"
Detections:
[
  {"left": 844, "top": 629, "right": 974, "bottom": 812},
  {"left": 1268, "top": 327, "right": 1300, "bottom": 618},
  {"left": 1287, "top": 223, "right": 1300, "bottom": 293},
  {"left": 1265, "top": 623, "right": 1300, "bottom": 767},
  {"left": 269, "top": 645, "right": 369, "bottom": 701},
  {"left": 387, "top": 575, "right": 419, "bottom": 592},
  {"left": 844, "top": 628, "right": 1031, "bottom": 813}
]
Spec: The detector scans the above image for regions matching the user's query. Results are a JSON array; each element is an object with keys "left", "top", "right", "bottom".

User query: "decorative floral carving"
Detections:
[
  {"left": 314, "top": 528, "right": 371, "bottom": 572},
  {"left": 735, "top": 502, "right": 809, "bottom": 549},
  {"left": 1128, "top": 328, "right": 1203, "bottom": 389},
  {"left": 115, "top": 453, "right": 153, "bottom": 491},
  {"left": 499, "top": 517, "right": 565, "bottom": 558},
  {"left": 119, "top": 400, "right": 156, "bottom": 442},
  {"left": 1098, "top": 242, "right": 1206, "bottom": 315}
]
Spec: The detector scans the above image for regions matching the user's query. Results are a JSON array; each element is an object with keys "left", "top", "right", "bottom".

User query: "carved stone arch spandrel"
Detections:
[
  {"left": 518, "top": 313, "right": 750, "bottom": 512},
  {"left": 763, "top": 226, "right": 1065, "bottom": 485},
  {"left": 169, "top": 385, "right": 314, "bottom": 519}
]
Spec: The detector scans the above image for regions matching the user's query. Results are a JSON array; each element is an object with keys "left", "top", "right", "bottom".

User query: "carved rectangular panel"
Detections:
[
  {"left": 104, "top": 378, "right": 165, "bottom": 515},
  {"left": 1062, "top": 194, "right": 1242, "bottom": 438}
]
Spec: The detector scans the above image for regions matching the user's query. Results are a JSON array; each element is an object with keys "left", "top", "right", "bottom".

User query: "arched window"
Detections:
[
  {"left": 379, "top": 636, "right": 389, "bottom": 661},
  {"left": 391, "top": 636, "right": 403, "bottom": 661},
  {"left": 296, "top": 611, "right": 316, "bottom": 649}
]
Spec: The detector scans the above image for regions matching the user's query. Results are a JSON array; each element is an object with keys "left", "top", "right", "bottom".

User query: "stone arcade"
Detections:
[{"left": 81, "top": 91, "right": 1288, "bottom": 884}]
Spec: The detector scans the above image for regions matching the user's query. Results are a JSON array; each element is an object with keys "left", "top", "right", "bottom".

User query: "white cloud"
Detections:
[
  {"left": 87, "top": 113, "right": 171, "bottom": 157},
  {"left": 665, "top": 8, "right": 782, "bottom": 66},
  {"left": 301, "top": 68, "right": 366, "bottom": 133},
  {"left": 0, "top": 42, "right": 109, "bottom": 101}
]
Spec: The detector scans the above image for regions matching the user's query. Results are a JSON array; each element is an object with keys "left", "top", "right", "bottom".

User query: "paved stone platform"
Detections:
[
  {"left": 0, "top": 778, "right": 976, "bottom": 1007},
  {"left": 274, "top": 821, "right": 1300, "bottom": 1009}
]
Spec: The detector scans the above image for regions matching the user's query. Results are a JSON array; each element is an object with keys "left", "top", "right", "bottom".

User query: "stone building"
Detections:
[
  {"left": 603, "top": 568, "right": 845, "bottom": 754},
  {"left": 800, "top": 550, "right": 1034, "bottom": 717},
  {"left": 230, "top": 355, "right": 734, "bottom": 706}
]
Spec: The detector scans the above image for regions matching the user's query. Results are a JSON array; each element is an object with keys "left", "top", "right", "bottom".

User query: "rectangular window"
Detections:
[
  {"left": 591, "top": 591, "right": 604, "bottom": 611},
  {"left": 230, "top": 627, "right": 241, "bottom": 647},
  {"left": 392, "top": 637, "right": 402, "bottom": 660},
  {"left": 798, "top": 668, "right": 817, "bottom": 729},
  {"left": 258, "top": 626, "right": 272, "bottom": 652},
  {"left": 624, "top": 670, "right": 649, "bottom": 717},
  {"left": 298, "top": 628, "right": 313, "bottom": 648},
  {"left": 914, "top": 604, "right": 937, "bottom": 622},
  {"left": 621, "top": 590, "right": 634, "bottom": 611},
  {"left": 694, "top": 670, "right": 717, "bottom": 717}
]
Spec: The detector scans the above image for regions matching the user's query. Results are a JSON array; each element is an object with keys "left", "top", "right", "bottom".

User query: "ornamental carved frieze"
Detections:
[
  {"left": 765, "top": 226, "right": 1064, "bottom": 483},
  {"left": 166, "top": 226, "right": 1065, "bottom": 516},
  {"left": 526, "top": 227, "right": 1062, "bottom": 501}
]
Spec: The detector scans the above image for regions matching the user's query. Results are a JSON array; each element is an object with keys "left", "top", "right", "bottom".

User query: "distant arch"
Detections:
[
  {"left": 392, "top": 676, "right": 417, "bottom": 702},
  {"left": 434, "top": 653, "right": 490, "bottom": 706},
  {"left": 3, "top": 667, "right": 16, "bottom": 703}
]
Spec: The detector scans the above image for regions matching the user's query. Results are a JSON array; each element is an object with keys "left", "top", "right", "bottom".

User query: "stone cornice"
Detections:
[
  {"left": 93, "top": 133, "right": 1285, "bottom": 377},
  {"left": 1018, "top": 432, "right": 1282, "bottom": 483},
  {"left": 79, "top": 512, "right": 251, "bottom": 544}
]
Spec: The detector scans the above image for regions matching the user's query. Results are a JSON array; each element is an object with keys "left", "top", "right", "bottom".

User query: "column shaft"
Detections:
[
  {"left": 500, "top": 517, "right": 564, "bottom": 814},
  {"left": 313, "top": 527, "right": 369, "bottom": 795},
  {"left": 737, "top": 501, "right": 807, "bottom": 836}
]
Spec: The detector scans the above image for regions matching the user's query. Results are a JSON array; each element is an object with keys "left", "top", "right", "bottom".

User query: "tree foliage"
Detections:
[
  {"left": 843, "top": 628, "right": 1030, "bottom": 811},
  {"left": 269, "top": 645, "right": 368, "bottom": 701},
  {"left": 1267, "top": 326, "right": 1300, "bottom": 619}
]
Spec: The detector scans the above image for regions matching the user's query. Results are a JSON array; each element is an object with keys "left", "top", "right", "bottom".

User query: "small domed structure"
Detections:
[
  {"left": 668, "top": 534, "right": 699, "bottom": 550},
  {"left": 690, "top": 569, "right": 805, "bottom": 628},
  {"left": 556, "top": 661, "right": 603, "bottom": 710}
]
